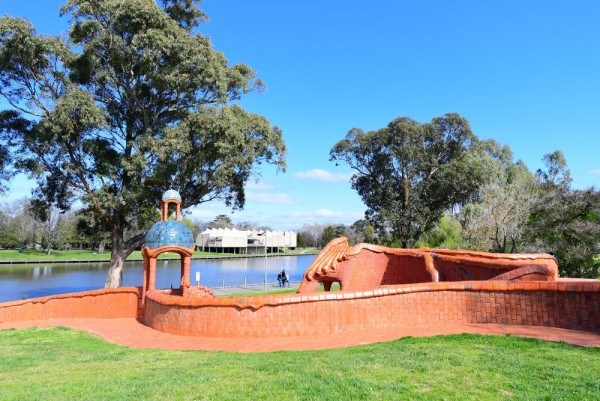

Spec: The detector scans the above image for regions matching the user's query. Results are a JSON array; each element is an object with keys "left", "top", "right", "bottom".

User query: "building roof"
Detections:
[
  {"left": 201, "top": 228, "right": 250, "bottom": 237},
  {"left": 145, "top": 220, "right": 194, "bottom": 250}
]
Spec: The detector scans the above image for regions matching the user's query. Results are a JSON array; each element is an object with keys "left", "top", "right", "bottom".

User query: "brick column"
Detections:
[
  {"left": 181, "top": 256, "right": 191, "bottom": 297},
  {"left": 149, "top": 258, "right": 157, "bottom": 291},
  {"left": 142, "top": 257, "right": 150, "bottom": 303},
  {"left": 161, "top": 201, "right": 168, "bottom": 221}
]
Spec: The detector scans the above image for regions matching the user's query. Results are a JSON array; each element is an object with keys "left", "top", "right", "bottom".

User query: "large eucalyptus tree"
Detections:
[
  {"left": 0, "top": 0, "right": 286, "bottom": 286},
  {"left": 330, "top": 113, "right": 484, "bottom": 248}
]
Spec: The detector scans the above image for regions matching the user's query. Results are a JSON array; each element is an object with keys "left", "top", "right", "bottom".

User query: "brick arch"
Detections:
[{"left": 141, "top": 245, "right": 195, "bottom": 304}]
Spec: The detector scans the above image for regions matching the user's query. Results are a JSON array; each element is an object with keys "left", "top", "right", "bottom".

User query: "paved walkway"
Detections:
[{"left": 1, "top": 318, "right": 599, "bottom": 352}]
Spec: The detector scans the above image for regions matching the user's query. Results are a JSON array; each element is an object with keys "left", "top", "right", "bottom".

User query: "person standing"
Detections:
[{"left": 282, "top": 269, "right": 290, "bottom": 287}]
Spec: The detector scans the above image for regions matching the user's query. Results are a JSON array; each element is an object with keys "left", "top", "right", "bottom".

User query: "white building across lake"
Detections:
[{"left": 197, "top": 228, "right": 297, "bottom": 254}]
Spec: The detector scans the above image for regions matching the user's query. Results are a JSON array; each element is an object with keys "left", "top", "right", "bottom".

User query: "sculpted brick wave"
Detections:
[{"left": 297, "top": 237, "right": 559, "bottom": 293}]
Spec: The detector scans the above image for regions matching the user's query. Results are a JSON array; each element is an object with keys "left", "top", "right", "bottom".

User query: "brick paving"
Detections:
[{"left": 1, "top": 318, "right": 599, "bottom": 352}]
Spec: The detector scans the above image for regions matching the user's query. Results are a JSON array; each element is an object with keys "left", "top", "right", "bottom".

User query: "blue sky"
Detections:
[{"left": 2, "top": 0, "right": 599, "bottom": 230}]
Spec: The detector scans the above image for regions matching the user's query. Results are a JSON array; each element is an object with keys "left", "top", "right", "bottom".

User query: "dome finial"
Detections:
[{"left": 162, "top": 189, "right": 182, "bottom": 202}]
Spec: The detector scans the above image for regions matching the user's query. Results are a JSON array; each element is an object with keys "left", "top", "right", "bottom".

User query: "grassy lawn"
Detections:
[
  {"left": 0, "top": 248, "right": 318, "bottom": 262},
  {"left": 220, "top": 283, "right": 340, "bottom": 297},
  {"left": 0, "top": 249, "right": 226, "bottom": 262},
  {"left": 0, "top": 328, "right": 598, "bottom": 401},
  {"left": 220, "top": 288, "right": 298, "bottom": 297}
]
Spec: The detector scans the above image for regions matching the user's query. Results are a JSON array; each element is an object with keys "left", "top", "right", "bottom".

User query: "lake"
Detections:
[{"left": 0, "top": 254, "right": 316, "bottom": 303}]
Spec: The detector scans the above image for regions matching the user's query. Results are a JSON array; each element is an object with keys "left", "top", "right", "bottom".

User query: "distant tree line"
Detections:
[
  {"left": 202, "top": 214, "right": 272, "bottom": 232},
  {"left": 0, "top": 198, "right": 103, "bottom": 254},
  {"left": 0, "top": 198, "right": 198, "bottom": 255}
]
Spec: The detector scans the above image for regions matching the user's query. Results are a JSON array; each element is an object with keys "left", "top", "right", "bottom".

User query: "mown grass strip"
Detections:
[
  {"left": 0, "top": 248, "right": 319, "bottom": 263},
  {"left": 1, "top": 328, "right": 599, "bottom": 401}
]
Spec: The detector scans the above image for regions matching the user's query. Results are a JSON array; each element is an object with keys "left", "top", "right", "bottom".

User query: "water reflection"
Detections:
[{"left": 0, "top": 255, "right": 315, "bottom": 303}]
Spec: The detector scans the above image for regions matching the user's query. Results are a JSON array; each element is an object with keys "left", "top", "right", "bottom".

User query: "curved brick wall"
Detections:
[
  {"left": 0, "top": 287, "right": 140, "bottom": 323},
  {"left": 297, "top": 239, "right": 559, "bottom": 293},
  {"left": 143, "top": 280, "right": 600, "bottom": 338}
]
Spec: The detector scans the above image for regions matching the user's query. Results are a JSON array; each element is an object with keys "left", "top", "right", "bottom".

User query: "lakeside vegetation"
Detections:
[
  {"left": 1, "top": 328, "right": 599, "bottom": 401},
  {"left": 0, "top": 248, "right": 320, "bottom": 263}
]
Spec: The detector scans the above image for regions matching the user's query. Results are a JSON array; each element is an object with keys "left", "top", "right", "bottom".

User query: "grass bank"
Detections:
[
  {"left": 0, "top": 328, "right": 599, "bottom": 400},
  {"left": 220, "top": 288, "right": 297, "bottom": 297},
  {"left": 220, "top": 283, "right": 340, "bottom": 297},
  {"left": 0, "top": 248, "right": 320, "bottom": 263}
]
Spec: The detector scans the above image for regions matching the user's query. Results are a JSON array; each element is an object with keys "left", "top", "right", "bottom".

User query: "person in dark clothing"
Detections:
[{"left": 281, "top": 269, "right": 290, "bottom": 287}]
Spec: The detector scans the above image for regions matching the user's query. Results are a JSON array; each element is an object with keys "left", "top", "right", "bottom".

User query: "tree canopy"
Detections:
[
  {"left": 0, "top": 0, "right": 286, "bottom": 286},
  {"left": 331, "top": 113, "right": 485, "bottom": 247},
  {"left": 209, "top": 214, "right": 234, "bottom": 229},
  {"left": 525, "top": 151, "right": 600, "bottom": 278},
  {"left": 418, "top": 148, "right": 600, "bottom": 279},
  {"left": 457, "top": 140, "right": 538, "bottom": 253}
]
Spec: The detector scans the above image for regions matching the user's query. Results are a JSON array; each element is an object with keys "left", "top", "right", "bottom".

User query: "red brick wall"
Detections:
[
  {"left": 298, "top": 239, "right": 559, "bottom": 293},
  {"left": 2, "top": 281, "right": 597, "bottom": 340},
  {"left": 434, "top": 260, "right": 510, "bottom": 281},
  {"left": 144, "top": 280, "right": 600, "bottom": 337},
  {"left": 0, "top": 287, "right": 140, "bottom": 323},
  {"left": 314, "top": 250, "right": 434, "bottom": 291},
  {"left": 380, "top": 253, "right": 432, "bottom": 285}
]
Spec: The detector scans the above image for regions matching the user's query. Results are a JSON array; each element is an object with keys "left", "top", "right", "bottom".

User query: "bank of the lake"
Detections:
[
  {"left": 0, "top": 254, "right": 316, "bottom": 303},
  {"left": 0, "top": 248, "right": 320, "bottom": 264}
]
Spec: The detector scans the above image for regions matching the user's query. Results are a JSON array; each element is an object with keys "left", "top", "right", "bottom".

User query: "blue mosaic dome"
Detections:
[
  {"left": 162, "top": 189, "right": 182, "bottom": 202},
  {"left": 145, "top": 221, "right": 195, "bottom": 250}
]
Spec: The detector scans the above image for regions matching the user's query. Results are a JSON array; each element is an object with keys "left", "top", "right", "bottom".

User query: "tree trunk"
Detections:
[
  {"left": 98, "top": 239, "right": 105, "bottom": 253},
  {"left": 104, "top": 216, "right": 146, "bottom": 288},
  {"left": 105, "top": 250, "right": 127, "bottom": 288},
  {"left": 105, "top": 218, "right": 126, "bottom": 288}
]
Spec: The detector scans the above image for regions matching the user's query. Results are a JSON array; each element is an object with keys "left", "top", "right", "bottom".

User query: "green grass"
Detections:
[
  {"left": 220, "top": 283, "right": 340, "bottom": 297},
  {"left": 0, "top": 249, "right": 227, "bottom": 261},
  {"left": 0, "top": 248, "right": 318, "bottom": 263},
  {"left": 0, "top": 328, "right": 599, "bottom": 400},
  {"left": 0, "top": 249, "right": 116, "bottom": 261},
  {"left": 220, "top": 288, "right": 298, "bottom": 297}
]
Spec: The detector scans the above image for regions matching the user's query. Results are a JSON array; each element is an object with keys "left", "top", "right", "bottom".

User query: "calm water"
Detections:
[{"left": 0, "top": 255, "right": 315, "bottom": 303}]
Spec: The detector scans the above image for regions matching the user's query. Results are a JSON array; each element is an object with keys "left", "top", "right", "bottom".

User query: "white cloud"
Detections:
[
  {"left": 294, "top": 169, "right": 353, "bottom": 183},
  {"left": 587, "top": 169, "right": 600, "bottom": 175},
  {"left": 246, "top": 192, "right": 296, "bottom": 205}
]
